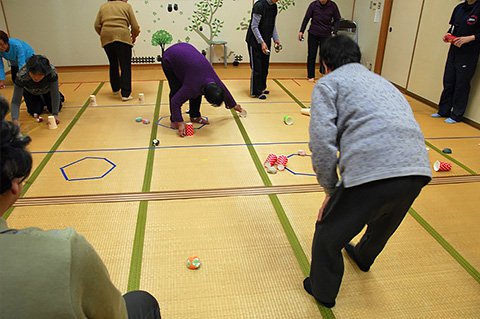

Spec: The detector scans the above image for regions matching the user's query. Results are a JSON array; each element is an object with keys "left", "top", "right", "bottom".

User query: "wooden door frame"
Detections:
[{"left": 374, "top": 0, "right": 393, "bottom": 74}]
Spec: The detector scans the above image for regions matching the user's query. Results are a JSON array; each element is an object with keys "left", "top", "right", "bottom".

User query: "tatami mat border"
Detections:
[
  {"left": 274, "top": 79, "right": 308, "bottom": 109},
  {"left": 12, "top": 175, "right": 480, "bottom": 207},
  {"left": 231, "top": 109, "right": 334, "bottom": 318},
  {"left": 409, "top": 207, "right": 480, "bottom": 283},
  {"left": 128, "top": 81, "right": 164, "bottom": 291},
  {"left": 4, "top": 82, "right": 105, "bottom": 220},
  {"left": 425, "top": 140, "right": 477, "bottom": 175}
]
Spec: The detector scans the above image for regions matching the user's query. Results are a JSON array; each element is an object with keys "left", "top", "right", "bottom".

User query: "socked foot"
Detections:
[
  {"left": 345, "top": 243, "right": 370, "bottom": 272},
  {"left": 303, "top": 277, "right": 336, "bottom": 308},
  {"left": 190, "top": 116, "right": 209, "bottom": 125}
]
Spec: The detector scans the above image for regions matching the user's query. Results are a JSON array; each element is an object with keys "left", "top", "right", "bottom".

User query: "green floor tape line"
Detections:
[
  {"left": 274, "top": 78, "right": 308, "bottom": 109},
  {"left": 4, "top": 82, "right": 105, "bottom": 220},
  {"left": 231, "top": 109, "right": 335, "bottom": 319},
  {"left": 127, "top": 81, "right": 163, "bottom": 291},
  {"left": 425, "top": 140, "right": 477, "bottom": 175},
  {"left": 127, "top": 201, "right": 148, "bottom": 291},
  {"left": 409, "top": 207, "right": 480, "bottom": 283}
]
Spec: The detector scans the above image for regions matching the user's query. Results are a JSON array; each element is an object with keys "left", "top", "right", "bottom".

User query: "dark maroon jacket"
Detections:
[{"left": 299, "top": 0, "right": 341, "bottom": 37}]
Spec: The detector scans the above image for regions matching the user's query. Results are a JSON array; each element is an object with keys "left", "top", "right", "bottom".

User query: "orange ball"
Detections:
[{"left": 186, "top": 256, "right": 201, "bottom": 270}]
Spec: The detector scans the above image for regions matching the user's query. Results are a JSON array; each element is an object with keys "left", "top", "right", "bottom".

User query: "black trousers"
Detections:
[
  {"left": 23, "top": 90, "right": 64, "bottom": 116},
  {"left": 248, "top": 42, "right": 271, "bottom": 96},
  {"left": 11, "top": 65, "right": 19, "bottom": 83},
  {"left": 307, "top": 34, "right": 329, "bottom": 78},
  {"left": 123, "top": 290, "right": 161, "bottom": 319},
  {"left": 104, "top": 41, "right": 133, "bottom": 98},
  {"left": 309, "top": 176, "right": 429, "bottom": 304},
  {"left": 438, "top": 47, "right": 480, "bottom": 122},
  {"left": 161, "top": 63, "right": 202, "bottom": 121}
]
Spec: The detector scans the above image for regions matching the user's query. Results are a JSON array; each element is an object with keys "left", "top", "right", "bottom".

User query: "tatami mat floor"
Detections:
[{"left": 3, "top": 65, "right": 479, "bottom": 318}]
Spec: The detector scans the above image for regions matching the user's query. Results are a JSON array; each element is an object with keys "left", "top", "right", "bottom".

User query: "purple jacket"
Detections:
[
  {"left": 162, "top": 43, "right": 237, "bottom": 122},
  {"left": 300, "top": 0, "right": 341, "bottom": 37}
]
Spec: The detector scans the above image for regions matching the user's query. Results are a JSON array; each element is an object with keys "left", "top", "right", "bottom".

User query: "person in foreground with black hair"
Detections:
[
  {"left": 0, "top": 98, "right": 161, "bottom": 319},
  {"left": 10, "top": 55, "right": 64, "bottom": 126},
  {"left": 304, "top": 35, "right": 432, "bottom": 308},
  {"left": 161, "top": 42, "right": 244, "bottom": 137}
]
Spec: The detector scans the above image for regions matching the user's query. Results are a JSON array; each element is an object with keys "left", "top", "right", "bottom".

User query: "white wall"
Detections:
[
  {"left": 0, "top": 1, "right": 10, "bottom": 74},
  {"left": 2, "top": 0, "right": 354, "bottom": 65},
  {"left": 3, "top": 0, "right": 105, "bottom": 66},
  {"left": 352, "top": 0, "right": 383, "bottom": 70}
]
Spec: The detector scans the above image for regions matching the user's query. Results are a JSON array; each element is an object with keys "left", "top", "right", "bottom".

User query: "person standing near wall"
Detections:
[
  {"left": 95, "top": 0, "right": 140, "bottom": 101},
  {"left": 433, "top": 0, "right": 480, "bottom": 124},
  {"left": 304, "top": 35, "right": 431, "bottom": 308},
  {"left": 246, "top": 0, "right": 281, "bottom": 100},
  {"left": 0, "top": 31, "right": 35, "bottom": 88},
  {"left": 298, "top": 0, "right": 341, "bottom": 81}
]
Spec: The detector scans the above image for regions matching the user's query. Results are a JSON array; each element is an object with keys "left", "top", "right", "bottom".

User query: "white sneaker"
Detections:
[
  {"left": 121, "top": 96, "right": 133, "bottom": 101},
  {"left": 113, "top": 90, "right": 120, "bottom": 96}
]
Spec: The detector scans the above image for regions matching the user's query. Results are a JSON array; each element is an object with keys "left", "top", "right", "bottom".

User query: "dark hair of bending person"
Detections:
[{"left": 203, "top": 83, "right": 225, "bottom": 107}]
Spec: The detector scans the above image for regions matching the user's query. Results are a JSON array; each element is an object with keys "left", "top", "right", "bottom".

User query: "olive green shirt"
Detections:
[
  {"left": 0, "top": 218, "right": 127, "bottom": 319},
  {"left": 94, "top": 1, "right": 140, "bottom": 47}
]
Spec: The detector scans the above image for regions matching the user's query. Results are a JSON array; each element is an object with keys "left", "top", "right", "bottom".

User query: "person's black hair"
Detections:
[
  {"left": 321, "top": 35, "right": 361, "bottom": 71},
  {"left": 203, "top": 83, "right": 225, "bottom": 107},
  {"left": 26, "top": 55, "right": 51, "bottom": 75},
  {"left": 0, "top": 106, "right": 32, "bottom": 194},
  {"left": 0, "top": 31, "right": 9, "bottom": 45},
  {"left": 0, "top": 96, "right": 8, "bottom": 120}
]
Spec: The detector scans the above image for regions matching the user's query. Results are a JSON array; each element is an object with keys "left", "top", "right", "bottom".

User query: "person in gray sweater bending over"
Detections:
[
  {"left": 303, "top": 35, "right": 432, "bottom": 308},
  {"left": 10, "top": 55, "right": 64, "bottom": 126}
]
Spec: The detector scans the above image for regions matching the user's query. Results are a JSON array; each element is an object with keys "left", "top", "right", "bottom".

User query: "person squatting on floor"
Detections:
[
  {"left": 304, "top": 35, "right": 432, "bottom": 308},
  {"left": 0, "top": 30, "right": 35, "bottom": 88},
  {"left": 0, "top": 97, "right": 161, "bottom": 319},
  {"left": 433, "top": 0, "right": 480, "bottom": 124},
  {"left": 161, "top": 42, "right": 244, "bottom": 137},
  {"left": 246, "top": 0, "right": 281, "bottom": 100},
  {"left": 10, "top": 55, "right": 64, "bottom": 126}
]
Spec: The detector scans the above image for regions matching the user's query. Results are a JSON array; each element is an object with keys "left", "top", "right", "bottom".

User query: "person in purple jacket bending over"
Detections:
[{"left": 161, "top": 43, "right": 244, "bottom": 137}]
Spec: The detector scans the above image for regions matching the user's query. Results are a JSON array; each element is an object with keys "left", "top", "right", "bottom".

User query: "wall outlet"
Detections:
[{"left": 366, "top": 62, "right": 373, "bottom": 70}]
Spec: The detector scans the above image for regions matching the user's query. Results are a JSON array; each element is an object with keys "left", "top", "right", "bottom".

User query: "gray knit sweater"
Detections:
[{"left": 309, "top": 63, "right": 432, "bottom": 194}]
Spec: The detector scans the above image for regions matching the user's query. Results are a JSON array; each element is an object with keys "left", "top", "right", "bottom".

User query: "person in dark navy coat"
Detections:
[{"left": 433, "top": 0, "right": 480, "bottom": 123}]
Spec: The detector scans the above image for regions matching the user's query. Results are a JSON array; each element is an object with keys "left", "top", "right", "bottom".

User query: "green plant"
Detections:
[
  {"left": 151, "top": 30, "right": 173, "bottom": 54},
  {"left": 278, "top": 0, "right": 295, "bottom": 12},
  {"left": 187, "top": 0, "right": 224, "bottom": 44}
]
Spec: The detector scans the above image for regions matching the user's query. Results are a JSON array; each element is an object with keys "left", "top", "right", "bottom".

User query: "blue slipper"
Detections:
[
  {"left": 444, "top": 118, "right": 457, "bottom": 124},
  {"left": 431, "top": 113, "right": 441, "bottom": 118}
]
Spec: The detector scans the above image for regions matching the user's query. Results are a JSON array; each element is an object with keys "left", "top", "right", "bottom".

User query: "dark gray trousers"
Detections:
[
  {"left": 123, "top": 290, "right": 161, "bottom": 319},
  {"left": 309, "top": 176, "right": 429, "bottom": 304}
]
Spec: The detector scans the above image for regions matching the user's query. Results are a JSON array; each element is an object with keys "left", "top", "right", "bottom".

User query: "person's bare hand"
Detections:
[
  {"left": 453, "top": 35, "right": 475, "bottom": 47},
  {"left": 261, "top": 42, "right": 269, "bottom": 55},
  {"left": 177, "top": 121, "right": 186, "bottom": 137},
  {"left": 234, "top": 104, "right": 243, "bottom": 112},
  {"left": 298, "top": 32, "right": 304, "bottom": 41}
]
